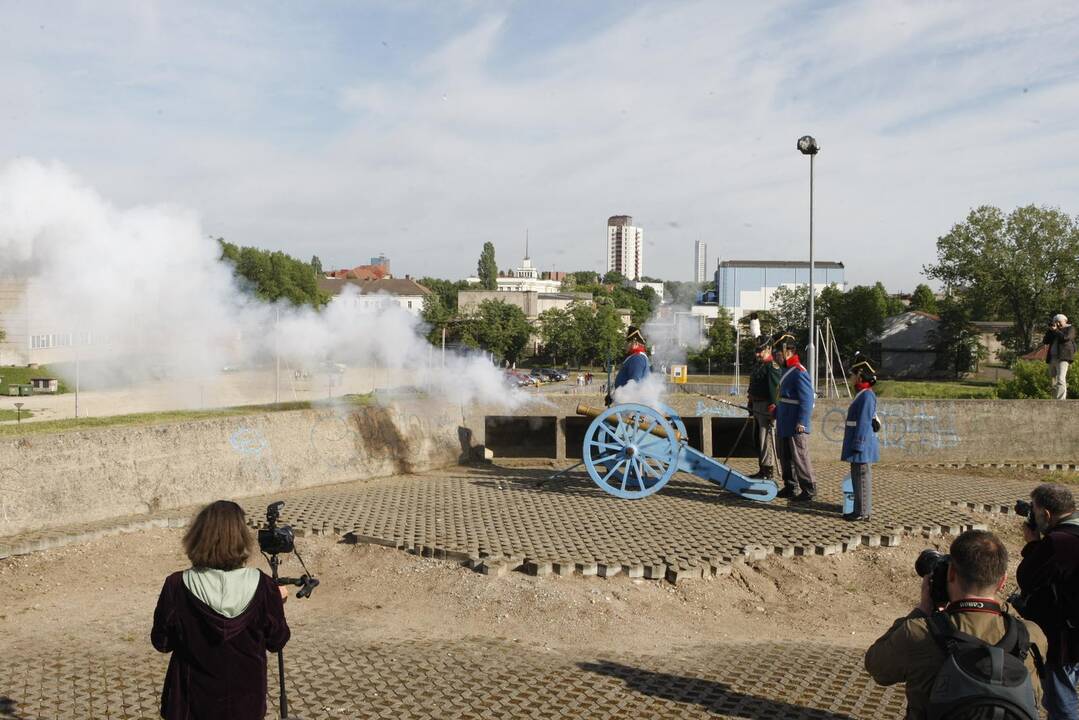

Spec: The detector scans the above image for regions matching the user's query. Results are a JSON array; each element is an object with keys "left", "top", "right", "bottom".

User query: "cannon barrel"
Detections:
[{"left": 576, "top": 403, "right": 681, "bottom": 442}]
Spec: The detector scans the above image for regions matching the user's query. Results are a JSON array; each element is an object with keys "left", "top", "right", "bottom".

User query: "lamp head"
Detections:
[{"left": 797, "top": 135, "right": 820, "bottom": 155}]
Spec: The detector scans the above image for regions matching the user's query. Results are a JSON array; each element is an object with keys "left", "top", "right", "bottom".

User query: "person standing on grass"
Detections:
[
  {"left": 841, "top": 354, "right": 880, "bottom": 522},
  {"left": 1044, "top": 314, "right": 1075, "bottom": 401},
  {"left": 151, "top": 500, "right": 290, "bottom": 720}
]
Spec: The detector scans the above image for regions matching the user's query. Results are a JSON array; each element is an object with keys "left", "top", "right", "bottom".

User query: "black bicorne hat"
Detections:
[
  {"left": 771, "top": 332, "right": 798, "bottom": 352},
  {"left": 626, "top": 325, "right": 646, "bottom": 344},
  {"left": 849, "top": 352, "right": 877, "bottom": 384}
]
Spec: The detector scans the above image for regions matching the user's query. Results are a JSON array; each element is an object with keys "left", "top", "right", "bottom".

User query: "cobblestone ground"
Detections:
[
  {"left": 0, "top": 461, "right": 1040, "bottom": 719},
  {"left": 241, "top": 461, "right": 1030, "bottom": 581},
  {"left": 0, "top": 632, "right": 907, "bottom": 719}
]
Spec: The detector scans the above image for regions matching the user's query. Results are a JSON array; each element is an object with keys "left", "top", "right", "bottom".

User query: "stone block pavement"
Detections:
[
  {"left": 0, "top": 460, "right": 1045, "bottom": 719},
  {"left": 240, "top": 461, "right": 1032, "bottom": 583},
  {"left": 1, "top": 630, "right": 908, "bottom": 719}
]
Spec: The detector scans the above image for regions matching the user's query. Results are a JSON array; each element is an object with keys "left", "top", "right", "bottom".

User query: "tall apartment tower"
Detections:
[
  {"left": 606, "top": 215, "right": 643, "bottom": 281},
  {"left": 694, "top": 240, "right": 707, "bottom": 283}
]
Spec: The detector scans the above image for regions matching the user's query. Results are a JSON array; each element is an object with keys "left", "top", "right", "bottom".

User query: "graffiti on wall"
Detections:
[
  {"left": 228, "top": 425, "right": 284, "bottom": 487},
  {"left": 820, "top": 402, "right": 961, "bottom": 453},
  {"left": 694, "top": 400, "right": 745, "bottom": 418}
]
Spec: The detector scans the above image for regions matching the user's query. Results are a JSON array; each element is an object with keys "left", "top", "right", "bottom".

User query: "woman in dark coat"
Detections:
[{"left": 151, "top": 500, "right": 290, "bottom": 720}]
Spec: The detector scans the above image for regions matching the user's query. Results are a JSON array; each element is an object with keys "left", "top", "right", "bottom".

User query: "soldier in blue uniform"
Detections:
[
  {"left": 606, "top": 326, "right": 650, "bottom": 405},
  {"left": 774, "top": 333, "right": 817, "bottom": 501},
  {"left": 841, "top": 354, "right": 881, "bottom": 521}
]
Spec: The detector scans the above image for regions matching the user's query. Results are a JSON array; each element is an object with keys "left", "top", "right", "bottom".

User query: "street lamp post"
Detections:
[{"left": 797, "top": 135, "right": 820, "bottom": 392}]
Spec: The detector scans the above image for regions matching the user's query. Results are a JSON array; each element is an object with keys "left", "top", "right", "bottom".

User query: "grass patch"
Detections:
[
  {"left": 0, "top": 394, "right": 373, "bottom": 437},
  {"left": 1046, "top": 471, "right": 1079, "bottom": 486},
  {"left": 873, "top": 380, "right": 997, "bottom": 399},
  {"left": 0, "top": 409, "right": 33, "bottom": 422},
  {"left": 0, "top": 365, "right": 69, "bottom": 395}
]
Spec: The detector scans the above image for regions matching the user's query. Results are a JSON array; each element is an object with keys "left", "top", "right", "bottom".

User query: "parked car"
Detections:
[{"left": 539, "top": 368, "right": 567, "bottom": 382}]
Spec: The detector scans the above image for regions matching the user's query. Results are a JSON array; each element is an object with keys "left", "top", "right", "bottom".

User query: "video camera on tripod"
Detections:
[
  {"left": 258, "top": 501, "right": 318, "bottom": 720},
  {"left": 259, "top": 501, "right": 319, "bottom": 599}
]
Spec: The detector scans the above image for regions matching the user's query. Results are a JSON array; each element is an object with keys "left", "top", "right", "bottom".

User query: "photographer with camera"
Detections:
[
  {"left": 151, "top": 500, "right": 290, "bottom": 720},
  {"left": 1043, "top": 314, "right": 1075, "bottom": 401},
  {"left": 865, "top": 530, "right": 1047, "bottom": 720},
  {"left": 1015, "top": 484, "right": 1079, "bottom": 719}
]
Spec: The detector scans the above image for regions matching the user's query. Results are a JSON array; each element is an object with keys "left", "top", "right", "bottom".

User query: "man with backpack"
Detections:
[
  {"left": 1016, "top": 484, "right": 1079, "bottom": 719},
  {"left": 865, "top": 529, "right": 1047, "bottom": 719}
]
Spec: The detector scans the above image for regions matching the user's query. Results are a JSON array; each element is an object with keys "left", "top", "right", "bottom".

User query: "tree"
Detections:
[
  {"left": 459, "top": 300, "right": 530, "bottom": 364},
  {"left": 770, "top": 285, "right": 810, "bottom": 338},
  {"left": 477, "top": 242, "right": 498, "bottom": 291},
  {"left": 908, "top": 284, "right": 938, "bottom": 314},
  {"left": 417, "top": 277, "right": 471, "bottom": 312},
  {"left": 420, "top": 294, "right": 453, "bottom": 345},
  {"left": 218, "top": 239, "right": 330, "bottom": 307},
  {"left": 689, "top": 308, "right": 736, "bottom": 370},
  {"left": 310, "top": 255, "right": 323, "bottom": 277},
  {"left": 816, "top": 283, "right": 900, "bottom": 356},
  {"left": 929, "top": 296, "right": 982, "bottom": 379},
  {"left": 602, "top": 270, "right": 627, "bottom": 286},
  {"left": 924, "top": 205, "right": 1079, "bottom": 355}
]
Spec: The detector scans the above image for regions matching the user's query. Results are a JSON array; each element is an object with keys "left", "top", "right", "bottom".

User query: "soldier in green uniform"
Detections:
[{"left": 747, "top": 337, "right": 782, "bottom": 480}]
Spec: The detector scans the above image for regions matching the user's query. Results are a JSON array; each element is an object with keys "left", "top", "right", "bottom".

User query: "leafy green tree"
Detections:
[
  {"left": 770, "top": 285, "right": 810, "bottom": 339},
  {"left": 310, "top": 255, "right": 323, "bottom": 276},
  {"left": 602, "top": 270, "right": 627, "bottom": 286},
  {"left": 588, "top": 303, "right": 624, "bottom": 365},
  {"left": 924, "top": 205, "right": 1079, "bottom": 354},
  {"left": 477, "top": 242, "right": 498, "bottom": 291},
  {"left": 459, "top": 300, "right": 530, "bottom": 364},
  {"left": 816, "top": 283, "right": 899, "bottom": 356},
  {"left": 537, "top": 307, "right": 582, "bottom": 365},
  {"left": 417, "top": 277, "right": 471, "bottom": 312},
  {"left": 929, "top": 296, "right": 983, "bottom": 379},
  {"left": 219, "top": 239, "right": 329, "bottom": 306},
  {"left": 689, "top": 308, "right": 736, "bottom": 370},
  {"left": 420, "top": 294, "right": 453, "bottom": 344},
  {"left": 908, "top": 284, "right": 938, "bottom": 314}
]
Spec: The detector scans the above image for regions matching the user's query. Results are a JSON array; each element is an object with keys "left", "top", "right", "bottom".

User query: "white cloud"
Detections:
[{"left": 1, "top": 1, "right": 1077, "bottom": 291}]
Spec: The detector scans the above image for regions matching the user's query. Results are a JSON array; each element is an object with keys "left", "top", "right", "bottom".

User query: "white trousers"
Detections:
[{"left": 1050, "top": 359, "right": 1070, "bottom": 400}]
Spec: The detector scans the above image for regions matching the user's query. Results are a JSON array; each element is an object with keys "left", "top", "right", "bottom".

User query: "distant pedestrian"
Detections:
[
  {"left": 1044, "top": 314, "right": 1075, "bottom": 401},
  {"left": 585, "top": 372, "right": 593, "bottom": 385}
]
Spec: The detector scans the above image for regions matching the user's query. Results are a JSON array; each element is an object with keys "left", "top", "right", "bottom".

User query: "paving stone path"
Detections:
[
  {"left": 0, "top": 461, "right": 1040, "bottom": 719},
  {"left": 0, "top": 631, "right": 907, "bottom": 719},
  {"left": 238, "top": 461, "right": 1031, "bottom": 582}
]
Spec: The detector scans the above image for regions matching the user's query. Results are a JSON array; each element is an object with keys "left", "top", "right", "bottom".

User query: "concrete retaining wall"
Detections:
[
  {"left": 475, "top": 394, "right": 1079, "bottom": 465},
  {"left": 0, "top": 401, "right": 470, "bottom": 537}
]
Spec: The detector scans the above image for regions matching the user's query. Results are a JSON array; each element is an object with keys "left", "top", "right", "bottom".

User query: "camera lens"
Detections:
[{"left": 915, "top": 549, "right": 945, "bottom": 577}]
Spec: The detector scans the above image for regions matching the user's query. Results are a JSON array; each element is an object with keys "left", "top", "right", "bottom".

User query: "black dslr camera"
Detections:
[
  {"left": 258, "top": 501, "right": 296, "bottom": 555},
  {"left": 259, "top": 501, "right": 319, "bottom": 600},
  {"left": 916, "top": 549, "right": 951, "bottom": 608},
  {"left": 1015, "top": 499, "right": 1037, "bottom": 530}
]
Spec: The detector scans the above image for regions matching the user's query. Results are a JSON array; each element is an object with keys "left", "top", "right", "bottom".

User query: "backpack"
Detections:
[{"left": 926, "top": 611, "right": 1040, "bottom": 720}]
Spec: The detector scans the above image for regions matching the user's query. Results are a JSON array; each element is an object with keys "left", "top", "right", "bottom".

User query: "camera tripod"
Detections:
[{"left": 260, "top": 501, "right": 319, "bottom": 720}]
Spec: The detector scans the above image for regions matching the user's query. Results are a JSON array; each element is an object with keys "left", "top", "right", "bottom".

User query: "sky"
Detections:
[{"left": 2, "top": 0, "right": 1078, "bottom": 291}]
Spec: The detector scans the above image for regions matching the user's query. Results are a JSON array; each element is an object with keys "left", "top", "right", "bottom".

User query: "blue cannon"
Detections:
[{"left": 575, "top": 402, "right": 778, "bottom": 502}]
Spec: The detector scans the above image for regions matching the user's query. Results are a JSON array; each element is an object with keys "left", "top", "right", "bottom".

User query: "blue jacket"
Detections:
[
  {"left": 776, "top": 362, "right": 814, "bottom": 437},
  {"left": 841, "top": 388, "right": 880, "bottom": 463},
  {"left": 614, "top": 351, "right": 650, "bottom": 389}
]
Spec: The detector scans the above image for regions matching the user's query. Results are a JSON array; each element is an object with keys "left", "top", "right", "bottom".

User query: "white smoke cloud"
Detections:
[{"left": 0, "top": 158, "right": 520, "bottom": 410}]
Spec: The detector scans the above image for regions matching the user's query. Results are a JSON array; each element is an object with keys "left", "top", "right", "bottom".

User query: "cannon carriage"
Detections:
[{"left": 575, "top": 402, "right": 778, "bottom": 502}]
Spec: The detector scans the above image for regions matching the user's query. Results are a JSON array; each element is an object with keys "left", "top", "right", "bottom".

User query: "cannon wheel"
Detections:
[{"left": 583, "top": 403, "right": 680, "bottom": 499}]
